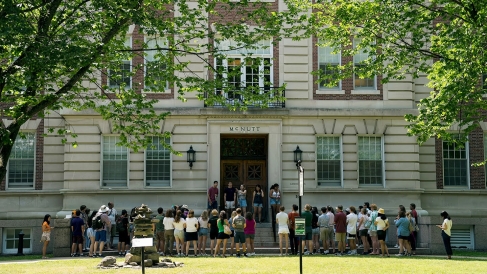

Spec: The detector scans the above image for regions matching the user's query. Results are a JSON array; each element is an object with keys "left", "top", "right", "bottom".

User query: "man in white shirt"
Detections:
[{"left": 106, "top": 202, "right": 117, "bottom": 250}]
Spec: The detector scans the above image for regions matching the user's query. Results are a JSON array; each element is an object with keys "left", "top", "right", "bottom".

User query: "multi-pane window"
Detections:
[
  {"left": 353, "top": 38, "right": 376, "bottom": 90},
  {"left": 145, "top": 37, "right": 168, "bottom": 91},
  {"left": 145, "top": 136, "right": 171, "bottom": 187},
  {"left": 101, "top": 136, "right": 128, "bottom": 187},
  {"left": 7, "top": 132, "right": 35, "bottom": 189},
  {"left": 215, "top": 39, "right": 272, "bottom": 100},
  {"left": 443, "top": 137, "right": 468, "bottom": 187},
  {"left": 318, "top": 41, "right": 340, "bottom": 90},
  {"left": 317, "top": 136, "right": 341, "bottom": 186},
  {"left": 358, "top": 136, "right": 383, "bottom": 185},
  {"left": 108, "top": 38, "right": 131, "bottom": 88},
  {"left": 3, "top": 229, "right": 31, "bottom": 254}
]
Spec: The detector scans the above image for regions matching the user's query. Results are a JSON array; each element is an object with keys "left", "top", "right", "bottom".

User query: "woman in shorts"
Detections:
[
  {"left": 252, "top": 184, "right": 265, "bottom": 223},
  {"left": 269, "top": 184, "right": 281, "bottom": 218},
  {"left": 214, "top": 211, "right": 230, "bottom": 257},
  {"left": 357, "top": 207, "right": 370, "bottom": 255},
  {"left": 87, "top": 210, "right": 97, "bottom": 257},
  {"left": 197, "top": 210, "right": 209, "bottom": 256},
  {"left": 172, "top": 210, "right": 186, "bottom": 257},
  {"left": 375, "top": 208, "right": 390, "bottom": 257},
  {"left": 228, "top": 211, "right": 237, "bottom": 256},
  {"left": 244, "top": 212, "right": 256, "bottom": 256},
  {"left": 237, "top": 184, "right": 247, "bottom": 216},
  {"left": 41, "top": 214, "right": 53, "bottom": 259},
  {"left": 185, "top": 210, "right": 199, "bottom": 257},
  {"left": 311, "top": 206, "right": 320, "bottom": 254},
  {"left": 395, "top": 210, "right": 411, "bottom": 256},
  {"left": 208, "top": 209, "right": 219, "bottom": 256}
]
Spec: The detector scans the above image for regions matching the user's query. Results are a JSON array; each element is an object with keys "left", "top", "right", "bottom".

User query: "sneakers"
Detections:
[
  {"left": 396, "top": 253, "right": 404, "bottom": 256},
  {"left": 394, "top": 244, "right": 399, "bottom": 248},
  {"left": 323, "top": 250, "right": 329, "bottom": 255},
  {"left": 335, "top": 252, "right": 342, "bottom": 256},
  {"left": 236, "top": 253, "right": 241, "bottom": 258},
  {"left": 303, "top": 251, "right": 310, "bottom": 255},
  {"left": 347, "top": 250, "right": 357, "bottom": 255},
  {"left": 244, "top": 253, "right": 249, "bottom": 257}
]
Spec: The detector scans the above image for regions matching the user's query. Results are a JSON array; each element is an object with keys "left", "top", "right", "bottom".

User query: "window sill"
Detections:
[
  {"left": 316, "top": 89, "right": 345, "bottom": 95},
  {"left": 351, "top": 89, "right": 380, "bottom": 95},
  {"left": 143, "top": 89, "right": 171, "bottom": 93}
]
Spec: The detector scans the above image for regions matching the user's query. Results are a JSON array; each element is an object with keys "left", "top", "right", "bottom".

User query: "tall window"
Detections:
[
  {"left": 443, "top": 137, "right": 468, "bottom": 187},
  {"left": 145, "top": 136, "right": 171, "bottom": 187},
  {"left": 145, "top": 37, "right": 168, "bottom": 91},
  {"left": 215, "top": 39, "right": 273, "bottom": 100},
  {"left": 3, "top": 229, "right": 31, "bottom": 254},
  {"left": 108, "top": 38, "right": 132, "bottom": 88},
  {"left": 353, "top": 38, "right": 376, "bottom": 90},
  {"left": 318, "top": 41, "right": 340, "bottom": 90},
  {"left": 7, "top": 132, "right": 35, "bottom": 189},
  {"left": 358, "top": 136, "right": 383, "bottom": 185},
  {"left": 317, "top": 136, "right": 341, "bottom": 186},
  {"left": 101, "top": 136, "right": 128, "bottom": 187}
]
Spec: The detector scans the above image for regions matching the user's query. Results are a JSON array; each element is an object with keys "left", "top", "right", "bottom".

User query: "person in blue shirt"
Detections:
[{"left": 394, "top": 211, "right": 411, "bottom": 256}]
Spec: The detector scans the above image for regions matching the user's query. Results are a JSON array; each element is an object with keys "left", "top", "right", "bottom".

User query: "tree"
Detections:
[
  {"left": 304, "top": 0, "right": 487, "bottom": 145},
  {"left": 0, "top": 0, "right": 305, "bottom": 182}
]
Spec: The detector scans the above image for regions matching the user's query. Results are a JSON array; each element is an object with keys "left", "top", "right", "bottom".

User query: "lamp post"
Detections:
[
  {"left": 294, "top": 146, "right": 303, "bottom": 274},
  {"left": 187, "top": 146, "right": 196, "bottom": 169}
]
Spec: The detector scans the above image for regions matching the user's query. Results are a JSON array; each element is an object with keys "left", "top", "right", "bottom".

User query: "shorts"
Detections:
[
  {"left": 208, "top": 201, "right": 218, "bottom": 210},
  {"left": 398, "top": 235, "right": 409, "bottom": 240},
  {"left": 278, "top": 226, "right": 290, "bottom": 234},
  {"left": 320, "top": 227, "right": 331, "bottom": 242},
  {"left": 72, "top": 235, "right": 83, "bottom": 245},
  {"left": 253, "top": 203, "right": 263, "bottom": 208},
  {"left": 238, "top": 199, "right": 247, "bottom": 207},
  {"left": 347, "top": 233, "right": 356, "bottom": 240},
  {"left": 210, "top": 230, "right": 218, "bottom": 239},
  {"left": 377, "top": 230, "right": 386, "bottom": 241},
  {"left": 156, "top": 231, "right": 165, "bottom": 241},
  {"left": 174, "top": 229, "right": 184, "bottom": 241},
  {"left": 312, "top": 228, "right": 320, "bottom": 235},
  {"left": 86, "top": 228, "right": 95, "bottom": 238},
  {"left": 235, "top": 232, "right": 246, "bottom": 243},
  {"left": 119, "top": 231, "right": 130, "bottom": 244},
  {"left": 41, "top": 232, "right": 51, "bottom": 242},
  {"left": 225, "top": 201, "right": 235, "bottom": 209},
  {"left": 217, "top": 232, "right": 230, "bottom": 239},
  {"left": 198, "top": 228, "right": 208, "bottom": 236},
  {"left": 359, "top": 229, "right": 369, "bottom": 237},
  {"left": 303, "top": 232, "right": 312, "bottom": 241},
  {"left": 185, "top": 232, "right": 198, "bottom": 241},
  {"left": 95, "top": 230, "right": 107, "bottom": 242},
  {"left": 245, "top": 234, "right": 255, "bottom": 239},
  {"left": 369, "top": 230, "right": 378, "bottom": 237},
  {"left": 270, "top": 198, "right": 280, "bottom": 205},
  {"left": 335, "top": 232, "right": 346, "bottom": 242},
  {"left": 229, "top": 230, "right": 234, "bottom": 237}
]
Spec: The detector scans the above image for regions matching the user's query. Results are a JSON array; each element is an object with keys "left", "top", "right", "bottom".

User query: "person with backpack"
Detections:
[
  {"left": 357, "top": 207, "right": 370, "bottom": 255},
  {"left": 87, "top": 210, "right": 97, "bottom": 257},
  {"left": 117, "top": 209, "right": 130, "bottom": 256},
  {"left": 232, "top": 208, "right": 248, "bottom": 257},
  {"left": 92, "top": 205, "right": 111, "bottom": 257}
]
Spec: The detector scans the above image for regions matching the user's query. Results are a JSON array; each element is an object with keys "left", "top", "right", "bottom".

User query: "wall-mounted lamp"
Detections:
[
  {"left": 293, "top": 145, "right": 302, "bottom": 163},
  {"left": 187, "top": 145, "right": 196, "bottom": 169}
]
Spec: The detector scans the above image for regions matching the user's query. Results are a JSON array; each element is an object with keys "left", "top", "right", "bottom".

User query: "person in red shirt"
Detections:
[
  {"left": 410, "top": 203, "right": 418, "bottom": 254},
  {"left": 208, "top": 181, "right": 219, "bottom": 212},
  {"left": 288, "top": 204, "right": 300, "bottom": 255},
  {"left": 334, "top": 205, "right": 347, "bottom": 256}
]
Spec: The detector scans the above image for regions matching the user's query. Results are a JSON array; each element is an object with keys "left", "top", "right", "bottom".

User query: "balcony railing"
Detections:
[{"left": 204, "top": 87, "right": 285, "bottom": 108}]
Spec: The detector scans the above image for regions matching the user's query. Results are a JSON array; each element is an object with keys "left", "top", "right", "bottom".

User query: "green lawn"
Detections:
[{"left": 0, "top": 255, "right": 486, "bottom": 274}]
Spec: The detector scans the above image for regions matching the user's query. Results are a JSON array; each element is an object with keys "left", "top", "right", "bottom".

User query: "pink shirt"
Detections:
[
  {"left": 244, "top": 219, "right": 255, "bottom": 234},
  {"left": 208, "top": 187, "right": 218, "bottom": 202}
]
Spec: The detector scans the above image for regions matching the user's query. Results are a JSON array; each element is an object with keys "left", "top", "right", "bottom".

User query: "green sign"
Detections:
[{"left": 295, "top": 218, "right": 305, "bottom": 236}]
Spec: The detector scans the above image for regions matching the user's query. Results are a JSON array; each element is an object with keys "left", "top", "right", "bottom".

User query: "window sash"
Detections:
[
  {"left": 145, "top": 37, "right": 169, "bottom": 91},
  {"left": 145, "top": 137, "right": 171, "bottom": 187},
  {"left": 358, "top": 136, "right": 382, "bottom": 185},
  {"left": 4, "top": 229, "right": 31, "bottom": 252},
  {"left": 353, "top": 38, "right": 376, "bottom": 90},
  {"left": 318, "top": 43, "right": 340, "bottom": 89},
  {"left": 8, "top": 133, "right": 35, "bottom": 188},
  {"left": 443, "top": 137, "right": 468, "bottom": 187},
  {"left": 317, "top": 136, "right": 341, "bottom": 186},
  {"left": 102, "top": 136, "right": 128, "bottom": 187},
  {"left": 108, "top": 61, "right": 131, "bottom": 88}
]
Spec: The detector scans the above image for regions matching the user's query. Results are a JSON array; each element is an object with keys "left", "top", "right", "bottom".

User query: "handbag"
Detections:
[{"left": 224, "top": 224, "right": 232, "bottom": 235}]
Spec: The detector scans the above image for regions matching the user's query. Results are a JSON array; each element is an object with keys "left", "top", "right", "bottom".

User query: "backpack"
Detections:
[
  {"left": 408, "top": 218, "right": 415, "bottom": 233},
  {"left": 116, "top": 216, "right": 126, "bottom": 232},
  {"left": 364, "top": 216, "right": 372, "bottom": 229},
  {"left": 233, "top": 216, "right": 245, "bottom": 230},
  {"left": 92, "top": 215, "right": 104, "bottom": 230}
]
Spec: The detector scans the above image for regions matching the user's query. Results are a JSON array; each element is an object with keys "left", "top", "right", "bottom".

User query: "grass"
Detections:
[{"left": 0, "top": 255, "right": 486, "bottom": 274}]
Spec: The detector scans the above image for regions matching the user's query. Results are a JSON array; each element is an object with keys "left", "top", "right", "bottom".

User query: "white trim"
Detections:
[
  {"left": 100, "top": 135, "right": 129, "bottom": 188},
  {"left": 350, "top": 89, "right": 380, "bottom": 95},
  {"left": 143, "top": 136, "right": 172, "bottom": 188},
  {"left": 357, "top": 135, "right": 384, "bottom": 187},
  {"left": 442, "top": 136, "right": 470, "bottom": 189},
  {"left": 316, "top": 89, "right": 345, "bottom": 95},
  {"left": 315, "top": 135, "right": 343, "bottom": 188},
  {"left": 2, "top": 228, "right": 32, "bottom": 254}
]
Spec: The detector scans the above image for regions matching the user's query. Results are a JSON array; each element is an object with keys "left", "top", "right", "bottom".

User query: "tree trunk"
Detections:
[{"left": 0, "top": 125, "right": 20, "bottom": 184}]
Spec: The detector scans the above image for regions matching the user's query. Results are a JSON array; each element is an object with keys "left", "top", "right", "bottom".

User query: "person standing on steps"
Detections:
[
  {"left": 224, "top": 182, "right": 237, "bottom": 218},
  {"left": 208, "top": 181, "right": 219, "bottom": 213},
  {"left": 252, "top": 184, "right": 265, "bottom": 223},
  {"left": 237, "top": 184, "right": 248, "bottom": 217}
]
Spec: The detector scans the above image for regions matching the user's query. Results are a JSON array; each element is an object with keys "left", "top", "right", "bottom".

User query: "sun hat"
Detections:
[
  {"left": 181, "top": 205, "right": 189, "bottom": 210},
  {"left": 378, "top": 208, "right": 385, "bottom": 214},
  {"left": 99, "top": 205, "right": 109, "bottom": 213}
]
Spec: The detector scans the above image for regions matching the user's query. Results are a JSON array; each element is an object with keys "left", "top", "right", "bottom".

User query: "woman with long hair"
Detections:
[
  {"left": 270, "top": 184, "right": 281, "bottom": 221},
  {"left": 228, "top": 211, "right": 237, "bottom": 256},
  {"left": 185, "top": 210, "right": 199, "bottom": 257},
  {"left": 375, "top": 208, "right": 390, "bottom": 257},
  {"left": 163, "top": 209, "right": 175, "bottom": 256},
  {"left": 208, "top": 209, "right": 219, "bottom": 256},
  {"left": 244, "top": 212, "right": 256, "bottom": 256},
  {"left": 311, "top": 206, "right": 320, "bottom": 254},
  {"left": 214, "top": 211, "right": 230, "bottom": 257},
  {"left": 172, "top": 210, "right": 187, "bottom": 257},
  {"left": 357, "top": 207, "right": 370, "bottom": 255},
  {"left": 252, "top": 184, "right": 265, "bottom": 223},
  {"left": 41, "top": 214, "right": 53, "bottom": 259},
  {"left": 437, "top": 211, "right": 453, "bottom": 259},
  {"left": 238, "top": 184, "right": 247, "bottom": 216},
  {"left": 197, "top": 210, "right": 209, "bottom": 256},
  {"left": 87, "top": 210, "right": 97, "bottom": 257},
  {"left": 395, "top": 210, "right": 411, "bottom": 256}
]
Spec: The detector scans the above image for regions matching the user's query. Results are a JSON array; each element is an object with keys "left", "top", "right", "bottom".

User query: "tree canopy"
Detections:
[{"left": 0, "top": 0, "right": 305, "bottom": 182}]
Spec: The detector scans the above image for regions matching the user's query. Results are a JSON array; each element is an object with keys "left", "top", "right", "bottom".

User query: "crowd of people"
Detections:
[{"left": 39, "top": 181, "right": 453, "bottom": 260}]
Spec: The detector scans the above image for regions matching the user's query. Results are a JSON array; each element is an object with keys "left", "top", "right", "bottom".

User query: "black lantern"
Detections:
[
  {"left": 294, "top": 145, "right": 302, "bottom": 163},
  {"left": 187, "top": 146, "right": 196, "bottom": 169}
]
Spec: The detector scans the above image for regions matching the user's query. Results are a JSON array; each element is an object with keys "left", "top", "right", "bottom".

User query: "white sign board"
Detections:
[
  {"left": 132, "top": 238, "right": 153, "bottom": 247},
  {"left": 299, "top": 167, "right": 304, "bottom": 196}
]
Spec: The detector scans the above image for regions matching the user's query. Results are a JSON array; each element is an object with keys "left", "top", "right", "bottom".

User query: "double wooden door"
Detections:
[{"left": 220, "top": 160, "right": 267, "bottom": 213}]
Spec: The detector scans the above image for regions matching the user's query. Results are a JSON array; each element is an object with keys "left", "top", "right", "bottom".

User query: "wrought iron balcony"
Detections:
[{"left": 204, "top": 87, "right": 285, "bottom": 108}]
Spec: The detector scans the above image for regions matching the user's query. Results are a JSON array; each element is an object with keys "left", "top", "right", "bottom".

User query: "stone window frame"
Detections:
[
  {"left": 442, "top": 135, "right": 470, "bottom": 188},
  {"left": 144, "top": 136, "right": 172, "bottom": 188},
  {"left": 2, "top": 228, "right": 32, "bottom": 254},
  {"left": 357, "top": 135, "right": 384, "bottom": 187},
  {"left": 6, "top": 132, "right": 36, "bottom": 190},
  {"left": 100, "top": 135, "right": 129, "bottom": 188},
  {"left": 316, "top": 135, "right": 343, "bottom": 187}
]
